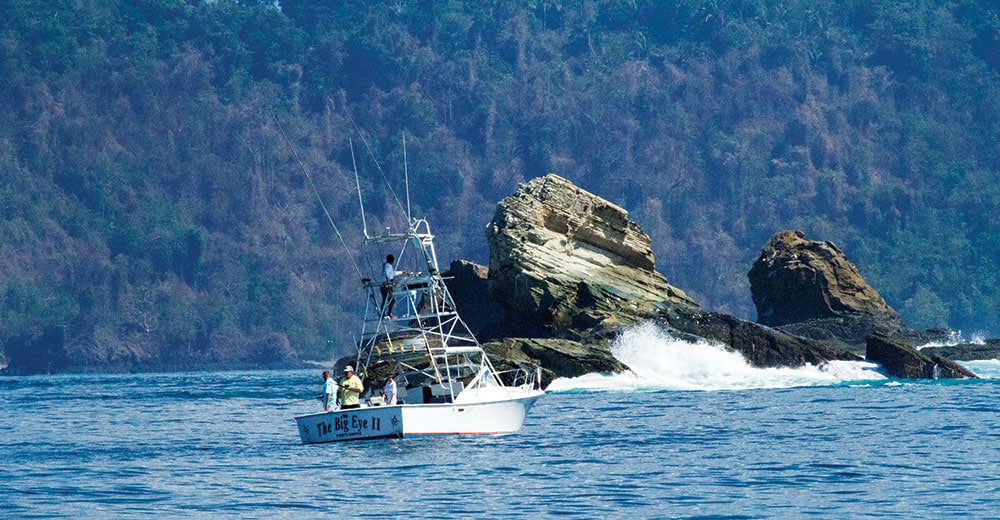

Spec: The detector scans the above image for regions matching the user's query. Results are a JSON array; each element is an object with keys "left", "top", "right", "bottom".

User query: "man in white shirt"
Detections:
[
  {"left": 381, "top": 254, "right": 403, "bottom": 317},
  {"left": 383, "top": 377, "right": 397, "bottom": 405},
  {"left": 322, "top": 370, "right": 336, "bottom": 411}
]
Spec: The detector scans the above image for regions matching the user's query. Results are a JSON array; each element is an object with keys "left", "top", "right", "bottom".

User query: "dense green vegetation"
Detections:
[{"left": 2, "top": 0, "right": 999, "bottom": 370}]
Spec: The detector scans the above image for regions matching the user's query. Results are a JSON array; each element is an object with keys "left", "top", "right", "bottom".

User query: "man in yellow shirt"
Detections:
[{"left": 339, "top": 365, "right": 364, "bottom": 409}]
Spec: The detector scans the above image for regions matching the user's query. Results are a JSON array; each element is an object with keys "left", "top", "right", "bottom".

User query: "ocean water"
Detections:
[{"left": 3, "top": 323, "right": 999, "bottom": 519}]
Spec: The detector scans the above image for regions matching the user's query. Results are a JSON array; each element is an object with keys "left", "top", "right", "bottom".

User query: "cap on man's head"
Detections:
[{"left": 344, "top": 365, "right": 354, "bottom": 372}]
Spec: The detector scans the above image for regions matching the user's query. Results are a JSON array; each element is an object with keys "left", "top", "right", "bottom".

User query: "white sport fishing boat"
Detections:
[{"left": 294, "top": 144, "right": 543, "bottom": 443}]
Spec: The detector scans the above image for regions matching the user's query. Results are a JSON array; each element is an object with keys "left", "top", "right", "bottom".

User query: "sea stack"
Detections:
[
  {"left": 748, "top": 230, "right": 897, "bottom": 326},
  {"left": 746, "top": 229, "right": 929, "bottom": 351},
  {"left": 485, "top": 173, "right": 695, "bottom": 331}
]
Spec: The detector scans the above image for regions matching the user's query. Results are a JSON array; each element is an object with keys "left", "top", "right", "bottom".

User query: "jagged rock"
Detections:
[
  {"left": 485, "top": 174, "right": 695, "bottom": 332},
  {"left": 466, "top": 175, "right": 865, "bottom": 377},
  {"left": 865, "top": 334, "right": 977, "bottom": 379},
  {"left": 745, "top": 229, "right": 984, "bottom": 381},
  {"left": 746, "top": 231, "right": 980, "bottom": 380},
  {"left": 654, "top": 301, "right": 860, "bottom": 368},
  {"left": 484, "top": 337, "right": 629, "bottom": 389},
  {"left": 376, "top": 179, "right": 984, "bottom": 385}
]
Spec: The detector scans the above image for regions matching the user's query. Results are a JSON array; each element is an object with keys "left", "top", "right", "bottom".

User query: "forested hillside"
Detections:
[{"left": 3, "top": 0, "right": 999, "bottom": 371}]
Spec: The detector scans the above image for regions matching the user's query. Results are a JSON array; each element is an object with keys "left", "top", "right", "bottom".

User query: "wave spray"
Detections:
[{"left": 547, "top": 321, "right": 888, "bottom": 392}]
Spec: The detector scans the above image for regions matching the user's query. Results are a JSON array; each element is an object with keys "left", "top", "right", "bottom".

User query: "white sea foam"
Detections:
[
  {"left": 916, "top": 329, "right": 989, "bottom": 349},
  {"left": 962, "top": 359, "right": 1000, "bottom": 379},
  {"left": 547, "top": 321, "right": 889, "bottom": 392}
]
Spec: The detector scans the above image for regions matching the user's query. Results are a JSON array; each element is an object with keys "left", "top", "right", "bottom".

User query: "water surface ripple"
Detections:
[{"left": 3, "top": 368, "right": 999, "bottom": 518}]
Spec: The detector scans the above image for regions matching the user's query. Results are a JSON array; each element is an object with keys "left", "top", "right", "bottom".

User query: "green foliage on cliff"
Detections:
[{"left": 2, "top": 0, "right": 999, "bottom": 369}]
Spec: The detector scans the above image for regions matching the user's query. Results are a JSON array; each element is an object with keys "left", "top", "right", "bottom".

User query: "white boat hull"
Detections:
[
  {"left": 294, "top": 391, "right": 542, "bottom": 444},
  {"left": 402, "top": 392, "right": 542, "bottom": 435}
]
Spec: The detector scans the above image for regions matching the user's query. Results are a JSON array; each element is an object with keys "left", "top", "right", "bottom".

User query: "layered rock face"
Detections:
[
  {"left": 749, "top": 230, "right": 897, "bottom": 326},
  {"left": 485, "top": 174, "right": 694, "bottom": 332}
]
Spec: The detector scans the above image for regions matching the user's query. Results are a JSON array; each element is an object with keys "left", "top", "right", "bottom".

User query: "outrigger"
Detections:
[{"left": 293, "top": 137, "right": 543, "bottom": 444}]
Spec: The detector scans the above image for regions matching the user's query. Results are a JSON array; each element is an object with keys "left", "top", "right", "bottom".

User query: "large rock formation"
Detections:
[
  {"left": 459, "top": 175, "right": 863, "bottom": 379},
  {"left": 748, "top": 230, "right": 935, "bottom": 351},
  {"left": 749, "top": 230, "right": 897, "bottom": 326},
  {"left": 744, "top": 230, "right": 981, "bottom": 378},
  {"left": 485, "top": 174, "right": 694, "bottom": 334}
]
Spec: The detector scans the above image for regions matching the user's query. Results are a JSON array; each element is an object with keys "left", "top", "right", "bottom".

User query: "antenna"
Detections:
[
  {"left": 403, "top": 131, "right": 412, "bottom": 224},
  {"left": 351, "top": 138, "right": 369, "bottom": 239}
]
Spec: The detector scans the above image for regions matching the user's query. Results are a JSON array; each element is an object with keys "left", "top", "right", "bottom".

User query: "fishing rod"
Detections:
[
  {"left": 351, "top": 137, "right": 369, "bottom": 239},
  {"left": 270, "top": 112, "right": 365, "bottom": 281},
  {"left": 403, "top": 131, "right": 411, "bottom": 223},
  {"left": 337, "top": 98, "right": 409, "bottom": 223}
]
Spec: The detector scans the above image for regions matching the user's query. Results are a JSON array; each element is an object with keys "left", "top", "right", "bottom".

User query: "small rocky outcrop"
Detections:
[
  {"left": 484, "top": 337, "right": 630, "bottom": 389},
  {"left": 485, "top": 174, "right": 695, "bottom": 333},
  {"left": 748, "top": 230, "right": 935, "bottom": 351},
  {"left": 866, "top": 334, "right": 977, "bottom": 379},
  {"left": 749, "top": 230, "right": 897, "bottom": 326}
]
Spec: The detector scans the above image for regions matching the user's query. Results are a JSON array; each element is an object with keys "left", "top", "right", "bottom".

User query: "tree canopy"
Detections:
[{"left": 2, "top": 0, "right": 999, "bottom": 370}]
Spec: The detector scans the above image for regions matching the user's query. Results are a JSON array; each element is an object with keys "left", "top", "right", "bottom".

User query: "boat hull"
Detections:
[
  {"left": 402, "top": 392, "right": 542, "bottom": 435},
  {"left": 294, "top": 391, "right": 542, "bottom": 444}
]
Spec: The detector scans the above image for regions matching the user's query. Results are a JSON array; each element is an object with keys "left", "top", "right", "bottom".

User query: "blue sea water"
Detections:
[{"left": 3, "top": 323, "right": 1000, "bottom": 519}]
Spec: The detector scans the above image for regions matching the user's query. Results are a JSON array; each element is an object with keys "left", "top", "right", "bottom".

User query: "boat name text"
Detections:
[{"left": 314, "top": 414, "right": 383, "bottom": 437}]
